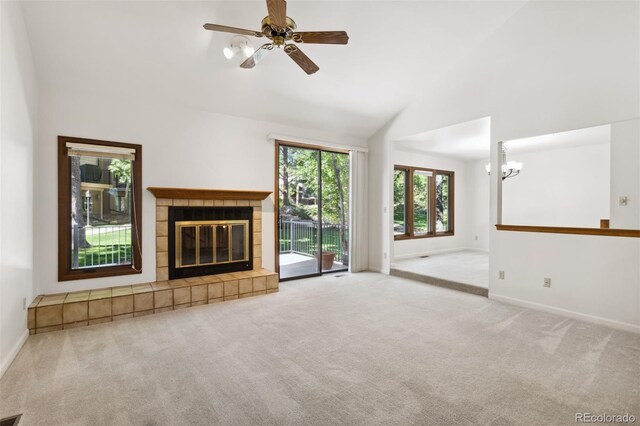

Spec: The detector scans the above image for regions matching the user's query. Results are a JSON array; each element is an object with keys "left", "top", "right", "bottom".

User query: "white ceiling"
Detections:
[
  {"left": 505, "top": 124, "right": 611, "bottom": 154},
  {"left": 21, "top": 1, "right": 526, "bottom": 138},
  {"left": 394, "top": 116, "right": 491, "bottom": 160}
]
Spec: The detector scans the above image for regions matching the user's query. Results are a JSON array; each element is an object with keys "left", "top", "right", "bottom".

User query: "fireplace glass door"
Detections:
[{"left": 176, "top": 220, "right": 248, "bottom": 268}]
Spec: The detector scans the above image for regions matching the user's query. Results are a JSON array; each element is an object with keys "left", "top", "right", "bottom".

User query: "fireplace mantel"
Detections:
[{"left": 147, "top": 187, "right": 271, "bottom": 201}]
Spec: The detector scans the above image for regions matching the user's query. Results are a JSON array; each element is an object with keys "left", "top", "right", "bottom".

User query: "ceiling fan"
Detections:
[{"left": 203, "top": 0, "right": 349, "bottom": 75}]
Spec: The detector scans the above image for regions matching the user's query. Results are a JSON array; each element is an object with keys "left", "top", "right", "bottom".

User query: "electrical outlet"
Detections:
[
  {"left": 499, "top": 271, "right": 505, "bottom": 279},
  {"left": 544, "top": 278, "right": 551, "bottom": 288}
]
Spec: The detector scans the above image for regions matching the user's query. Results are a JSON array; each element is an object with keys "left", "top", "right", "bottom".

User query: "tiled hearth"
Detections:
[
  {"left": 29, "top": 187, "right": 276, "bottom": 334},
  {"left": 28, "top": 270, "right": 278, "bottom": 334}
]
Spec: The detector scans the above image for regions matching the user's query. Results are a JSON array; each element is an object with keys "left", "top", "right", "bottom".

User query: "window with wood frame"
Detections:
[
  {"left": 394, "top": 165, "right": 454, "bottom": 240},
  {"left": 58, "top": 136, "right": 142, "bottom": 281}
]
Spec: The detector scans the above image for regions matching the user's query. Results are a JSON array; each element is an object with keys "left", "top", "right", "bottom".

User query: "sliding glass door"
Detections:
[{"left": 277, "top": 142, "right": 350, "bottom": 280}]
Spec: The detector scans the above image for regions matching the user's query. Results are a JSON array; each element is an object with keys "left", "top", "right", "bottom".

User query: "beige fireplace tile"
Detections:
[
  {"left": 267, "top": 289, "right": 279, "bottom": 294},
  {"left": 253, "top": 276, "right": 267, "bottom": 292},
  {"left": 154, "top": 306, "right": 173, "bottom": 314},
  {"left": 185, "top": 277, "right": 205, "bottom": 285},
  {"left": 267, "top": 274, "right": 279, "bottom": 290},
  {"left": 208, "top": 297, "right": 223, "bottom": 304},
  {"left": 134, "top": 310, "right": 153, "bottom": 318},
  {"left": 231, "top": 271, "right": 250, "bottom": 279},
  {"left": 64, "top": 291, "right": 90, "bottom": 303},
  {"left": 174, "top": 303, "right": 191, "bottom": 310},
  {"left": 253, "top": 232, "right": 262, "bottom": 245},
  {"left": 28, "top": 307, "right": 36, "bottom": 330},
  {"left": 215, "top": 273, "right": 235, "bottom": 281},
  {"left": 134, "top": 293, "right": 154, "bottom": 312},
  {"left": 188, "top": 199, "right": 204, "bottom": 206},
  {"left": 203, "top": 200, "right": 214, "bottom": 207},
  {"left": 173, "top": 287, "right": 191, "bottom": 305},
  {"left": 64, "top": 321, "right": 88, "bottom": 330},
  {"left": 223, "top": 200, "right": 237, "bottom": 206},
  {"left": 213, "top": 200, "right": 224, "bottom": 206},
  {"left": 157, "top": 198, "right": 173, "bottom": 206},
  {"left": 89, "top": 299, "right": 111, "bottom": 319},
  {"left": 192, "top": 300, "right": 206, "bottom": 307},
  {"left": 36, "top": 325, "right": 63, "bottom": 334},
  {"left": 254, "top": 220, "right": 262, "bottom": 233},
  {"left": 254, "top": 290, "right": 267, "bottom": 296},
  {"left": 156, "top": 252, "right": 168, "bottom": 267},
  {"left": 253, "top": 257, "right": 262, "bottom": 269},
  {"left": 112, "top": 285, "right": 133, "bottom": 297},
  {"left": 152, "top": 280, "right": 171, "bottom": 291},
  {"left": 223, "top": 280, "right": 239, "bottom": 296},
  {"left": 224, "top": 295, "right": 238, "bottom": 301},
  {"left": 154, "top": 289, "right": 173, "bottom": 308},
  {"left": 254, "top": 244, "right": 262, "bottom": 258},
  {"left": 28, "top": 295, "right": 43, "bottom": 308},
  {"left": 238, "top": 278, "right": 252, "bottom": 295},
  {"left": 156, "top": 221, "right": 168, "bottom": 237},
  {"left": 237, "top": 200, "right": 250, "bottom": 206},
  {"left": 113, "top": 313, "right": 134, "bottom": 321},
  {"left": 173, "top": 199, "right": 189, "bottom": 206},
  {"left": 132, "top": 283, "right": 153, "bottom": 294},
  {"left": 201, "top": 275, "right": 222, "bottom": 284},
  {"left": 191, "top": 285, "right": 207, "bottom": 302},
  {"left": 112, "top": 295, "right": 134, "bottom": 316},
  {"left": 36, "top": 305, "right": 62, "bottom": 327},
  {"left": 208, "top": 282, "right": 223, "bottom": 299},
  {"left": 169, "top": 279, "right": 190, "bottom": 288},
  {"left": 157, "top": 237, "right": 168, "bottom": 252},
  {"left": 38, "top": 293, "right": 67, "bottom": 307},
  {"left": 239, "top": 293, "right": 253, "bottom": 299},
  {"left": 63, "top": 301, "right": 88, "bottom": 324},
  {"left": 253, "top": 209, "right": 262, "bottom": 220},
  {"left": 156, "top": 267, "right": 169, "bottom": 281},
  {"left": 156, "top": 206, "right": 168, "bottom": 221},
  {"left": 250, "top": 200, "right": 262, "bottom": 207},
  {"left": 89, "top": 317, "right": 111, "bottom": 326}
]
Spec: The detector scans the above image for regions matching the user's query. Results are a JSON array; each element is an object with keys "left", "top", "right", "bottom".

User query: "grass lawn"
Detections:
[{"left": 77, "top": 225, "right": 132, "bottom": 267}]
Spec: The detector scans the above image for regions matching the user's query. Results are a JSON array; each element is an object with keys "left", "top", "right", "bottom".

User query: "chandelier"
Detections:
[{"left": 485, "top": 146, "right": 522, "bottom": 180}]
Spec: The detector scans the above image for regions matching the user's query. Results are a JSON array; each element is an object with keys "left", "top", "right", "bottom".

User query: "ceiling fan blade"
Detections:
[
  {"left": 292, "top": 31, "right": 349, "bottom": 45},
  {"left": 240, "top": 44, "right": 273, "bottom": 69},
  {"left": 266, "top": 0, "right": 287, "bottom": 29},
  {"left": 203, "top": 23, "right": 263, "bottom": 38},
  {"left": 284, "top": 45, "right": 319, "bottom": 75}
]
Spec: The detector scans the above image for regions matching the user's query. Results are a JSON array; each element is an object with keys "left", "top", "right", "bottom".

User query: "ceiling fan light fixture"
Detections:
[{"left": 223, "top": 35, "right": 254, "bottom": 60}]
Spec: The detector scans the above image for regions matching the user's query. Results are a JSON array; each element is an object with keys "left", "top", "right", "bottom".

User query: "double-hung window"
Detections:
[
  {"left": 394, "top": 165, "right": 454, "bottom": 240},
  {"left": 58, "top": 136, "right": 142, "bottom": 281}
]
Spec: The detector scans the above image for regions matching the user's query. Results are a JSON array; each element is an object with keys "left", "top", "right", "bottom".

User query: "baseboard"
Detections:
[
  {"left": 0, "top": 329, "right": 29, "bottom": 379},
  {"left": 490, "top": 293, "right": 640, "bottom": 334},
  {"left": 366, "top": 267, "right": 389, "bottom": 275},
  {"left": 393, "top": 247, "right": 488, "bottom": 261}
]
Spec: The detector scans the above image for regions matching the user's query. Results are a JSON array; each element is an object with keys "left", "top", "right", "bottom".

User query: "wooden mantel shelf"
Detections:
[{"left": 147, "top": 187, "right": 272, "bottom": 201}]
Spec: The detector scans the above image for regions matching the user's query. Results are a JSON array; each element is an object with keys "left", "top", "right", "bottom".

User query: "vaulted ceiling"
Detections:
[{"left": 22, "top": 1, "right": 526, "bottom": 138}]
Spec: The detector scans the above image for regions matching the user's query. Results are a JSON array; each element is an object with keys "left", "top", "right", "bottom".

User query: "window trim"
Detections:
[
  {"left": 58, "top": 136, "right": 142, "bottom": 281},
  {"left": 394, "top": 164, "right": 454, "bottom": 241}
]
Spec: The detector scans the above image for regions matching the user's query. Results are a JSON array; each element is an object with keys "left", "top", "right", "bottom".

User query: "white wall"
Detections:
[
  {"left": 465, "top": 159, "right": 490, "bottom": 251},
  {"left": 610, "top": 118, "right": 640, "bottom": 229},
  {"left": 0, "top": 0, "right": 38, "bottom": 376},
  {"left": 368, "top": 0, "right": 640, "bottom": 331},
  {"left": 36, "top": 86, "right": 366, "bottom": 294},
  {"left": 502, "top": 143, "right": 610, "bottom": 228}
]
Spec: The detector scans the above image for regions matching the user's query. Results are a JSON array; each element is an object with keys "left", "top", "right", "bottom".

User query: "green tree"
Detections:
[{"left": 108, "top": 159, "right": 132, "bottom": 214}]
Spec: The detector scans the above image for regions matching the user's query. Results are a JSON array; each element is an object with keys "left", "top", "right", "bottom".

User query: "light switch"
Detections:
[{"left": 619, "top": 196, "right": 629, "bottom": 206}]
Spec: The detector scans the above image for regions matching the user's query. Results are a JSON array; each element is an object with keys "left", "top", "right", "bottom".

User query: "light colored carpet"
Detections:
[
  {"left": 392, "top": 250, "right": 490, "bottom": 288},
  {"left": 1, "top": 272, "right": 638, "bottom": 425}
]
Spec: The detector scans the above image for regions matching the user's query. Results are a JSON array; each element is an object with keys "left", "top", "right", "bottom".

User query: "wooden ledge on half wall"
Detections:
[
  {"left": 495, "top": 224, "right": 640, "bottom": 238},
  {"left": 147, "top": 187, "right": 272, "bottom": 201}
]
